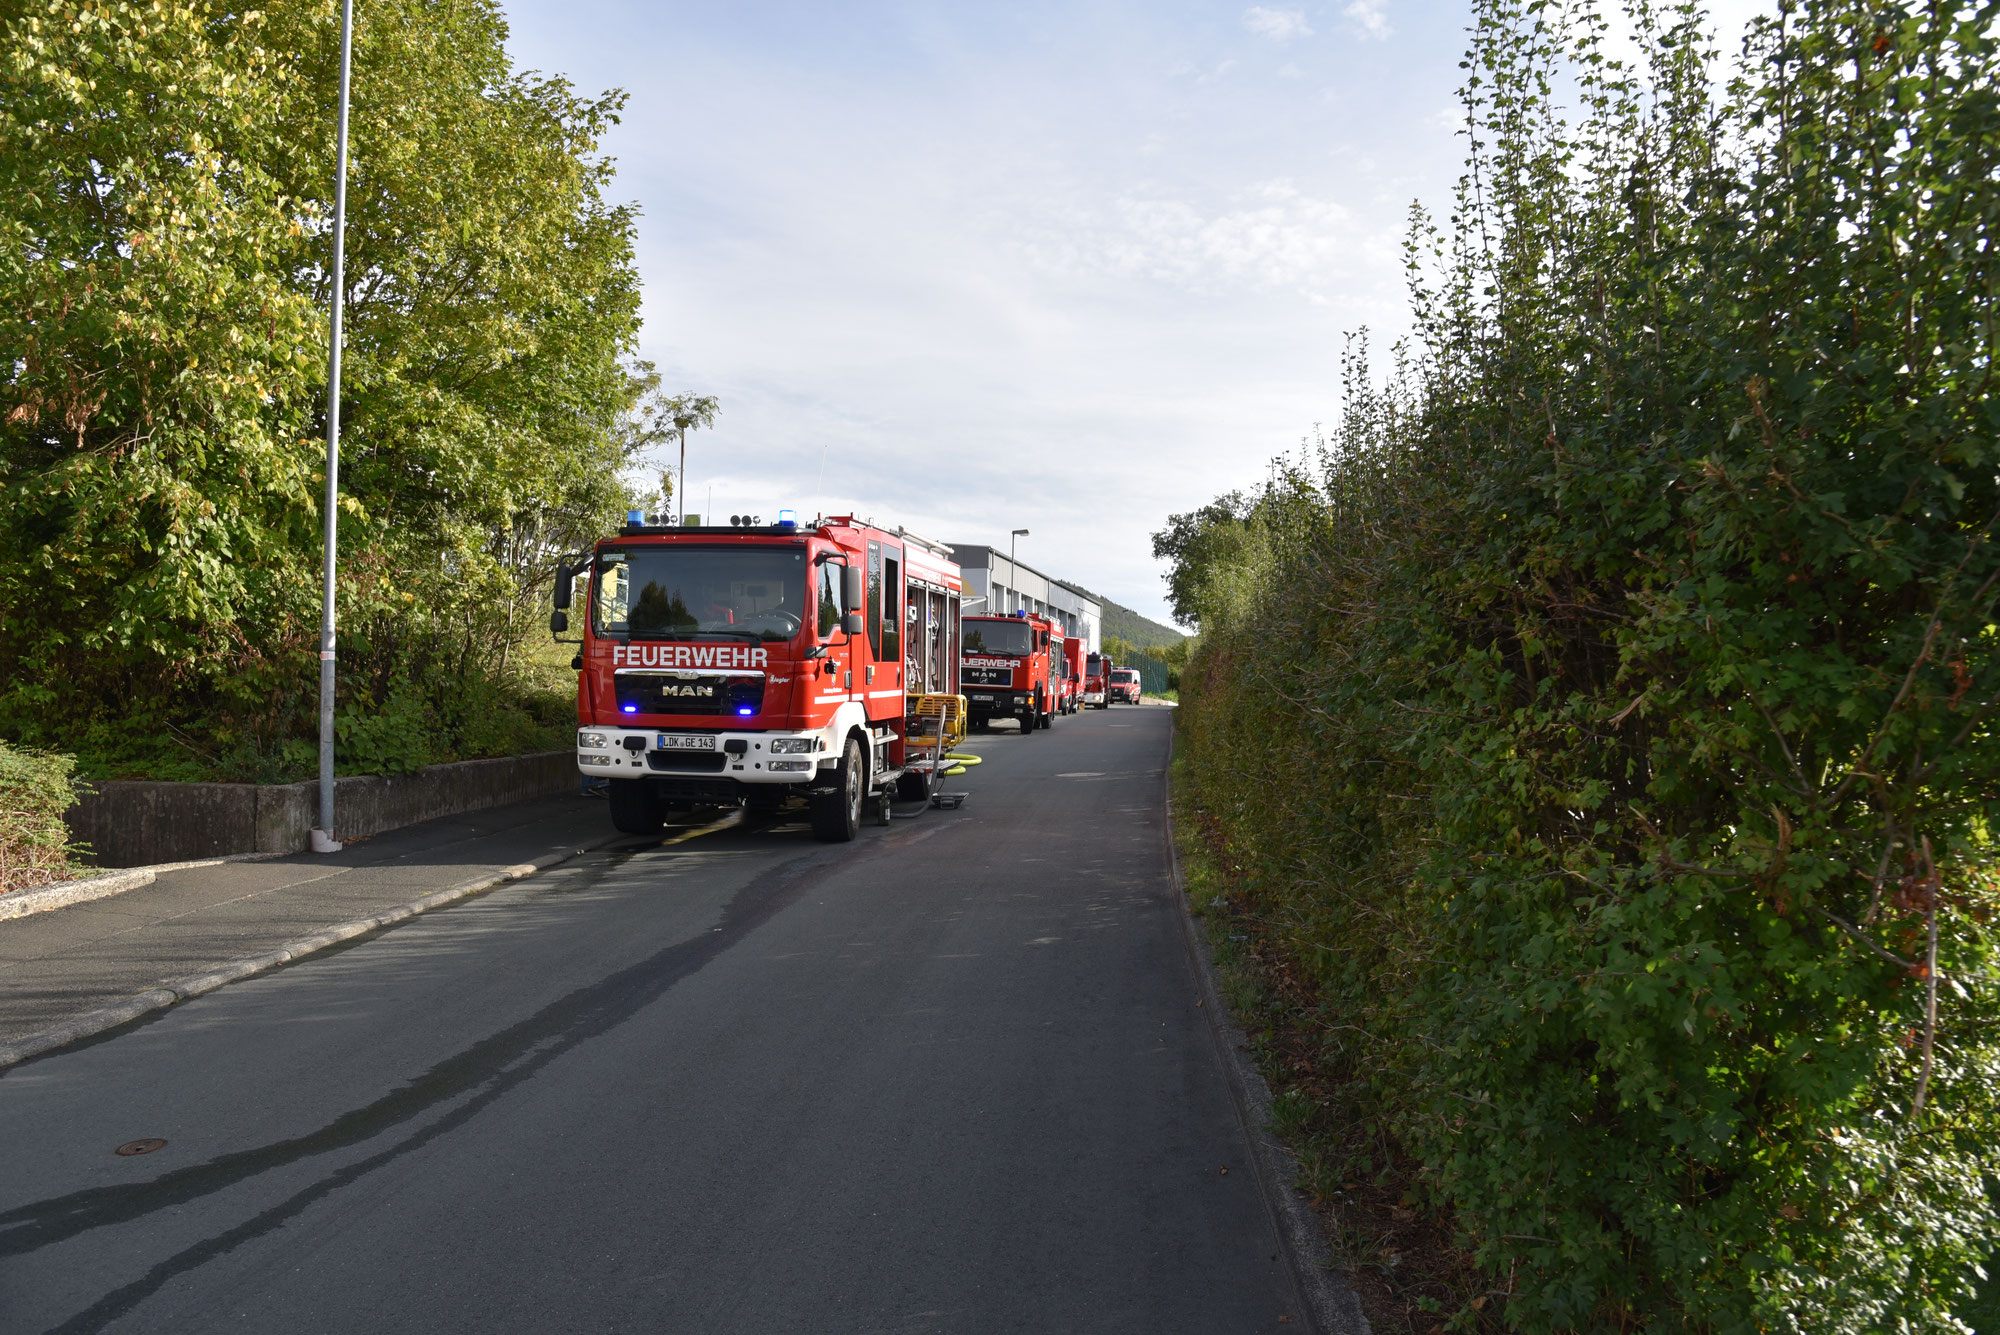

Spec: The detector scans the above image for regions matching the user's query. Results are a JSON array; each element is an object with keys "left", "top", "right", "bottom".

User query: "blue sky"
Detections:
[{"left": 499, "top": 1, "right": 1754, "bottom": 629}]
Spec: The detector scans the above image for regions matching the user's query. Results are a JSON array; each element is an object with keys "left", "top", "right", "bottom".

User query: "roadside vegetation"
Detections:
[
  {"left": 0, "top": 742, "right": 88, "bottom": 894},
  {"left": 1159, "top": 0, "right": 2000, "bottom": 1329},
  {"left": 0, "top": 0, "right": 680, "bottom": 784}
]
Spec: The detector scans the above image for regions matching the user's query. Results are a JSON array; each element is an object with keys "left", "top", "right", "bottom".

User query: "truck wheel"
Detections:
[
  {"left": 608, "top": 780, "right": 664, "bottom": 835},
  {"left": 810, "top": 736, "right": 864, "bottom": 842}
]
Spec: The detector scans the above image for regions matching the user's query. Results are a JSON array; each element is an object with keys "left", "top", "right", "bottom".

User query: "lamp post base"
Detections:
[{"left": 310, "top": 829, "right": 344, "bottom": 854}]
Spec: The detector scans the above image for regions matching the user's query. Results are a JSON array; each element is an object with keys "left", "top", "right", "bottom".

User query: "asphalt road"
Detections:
[{"left": 0, "top": 705, "right": 1307, "bottom": 1333}]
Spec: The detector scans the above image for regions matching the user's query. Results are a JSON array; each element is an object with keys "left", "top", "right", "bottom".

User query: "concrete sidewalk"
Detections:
[{"left": 0, "top": 792, "right": 640, "bottom": 1049}]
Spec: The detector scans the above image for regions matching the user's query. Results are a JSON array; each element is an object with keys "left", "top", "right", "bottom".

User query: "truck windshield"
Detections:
[
  {"left": 963, "top": 620, "right": 1035, "bottom": 655},
  {"left": 594, "top": 546, "right": 807, "bottom": 642}
]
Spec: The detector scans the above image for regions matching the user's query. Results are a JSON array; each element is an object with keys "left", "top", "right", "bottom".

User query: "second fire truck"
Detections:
[{"left": 961, "top": 610, "right": 1060, "bottom": 732}]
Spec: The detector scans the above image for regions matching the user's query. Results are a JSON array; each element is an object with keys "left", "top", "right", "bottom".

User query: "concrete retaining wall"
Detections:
[{"left": 66, "top": 752, "right": 576, "bottom": 868}]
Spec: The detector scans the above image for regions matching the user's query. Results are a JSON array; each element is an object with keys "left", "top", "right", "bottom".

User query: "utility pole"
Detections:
[{"left": 312, "top": 0, "right": 356, "bottom": 855}]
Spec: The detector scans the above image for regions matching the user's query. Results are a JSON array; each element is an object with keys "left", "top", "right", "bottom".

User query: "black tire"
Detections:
[
  {"left": 608, "top": 779, "right": 664, "bottom": 834},
  {"left": 810, "top": 735, "right": 864, "bottom": 842}
]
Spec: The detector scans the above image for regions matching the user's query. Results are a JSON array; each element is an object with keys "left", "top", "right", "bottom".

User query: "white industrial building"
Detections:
[{"left": 947, "top": 544, "right": 1102, "bottom": 653}]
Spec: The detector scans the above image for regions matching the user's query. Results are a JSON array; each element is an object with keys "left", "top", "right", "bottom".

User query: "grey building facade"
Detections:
[{"left": 947, "top": 545, "right": 1102, "bottom": 653}]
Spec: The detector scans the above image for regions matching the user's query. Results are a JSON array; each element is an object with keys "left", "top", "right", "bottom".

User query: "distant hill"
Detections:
[{"left": 1061, "top": 584, "right": 1185, "bottom": 648}]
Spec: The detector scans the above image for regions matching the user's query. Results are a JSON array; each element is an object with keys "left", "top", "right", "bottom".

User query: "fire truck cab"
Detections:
[
  {"left": 556, "top": 512, "right": 965, "bottom": 842},
  {"left": 961, "top": 611, "right": 1058, "bottom": 733},
  {"left": 1083, "top": 651, "right": 1110, "bottom": 709}
]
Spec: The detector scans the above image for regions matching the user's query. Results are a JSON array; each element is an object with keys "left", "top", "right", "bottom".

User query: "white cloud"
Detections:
[
  {"left": 1342, "top": 0, "right": 1393, "bottom": 40},
  {"left": 1243, "top": 6, "right": 1314, "bottom": 41},
  {"left": 1015, "top": 180, "right": 1376, "bottom": 297}
]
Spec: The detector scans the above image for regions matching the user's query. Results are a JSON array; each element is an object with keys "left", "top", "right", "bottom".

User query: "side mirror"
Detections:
[
  {"left": 843, "top": 611, "right": 865, "bottom": 636},
  {"left": 552, "top": 563, "right": 573, "bottom": 610},
  {"left": 842, "top": 565, "right": 865, "bottom": 613},
  {"left": 550, "top": 609, "right": 569, "bottom": 634}
]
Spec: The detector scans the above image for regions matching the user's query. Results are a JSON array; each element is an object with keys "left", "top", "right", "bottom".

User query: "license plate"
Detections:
[
  {"left": 655, "top": 733, "right": 715, "bottom": 750},
  {"left": 970, "top": 694, "right": 993, "bottom": 702}
]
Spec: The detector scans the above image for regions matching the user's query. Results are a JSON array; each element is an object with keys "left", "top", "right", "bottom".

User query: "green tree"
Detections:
[{"left": 0, "top": 0, "right": 647, "bottom": 774}]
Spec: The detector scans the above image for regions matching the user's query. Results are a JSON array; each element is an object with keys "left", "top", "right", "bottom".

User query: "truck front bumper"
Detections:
[
  {"left": 1082, "top": 691, "right": 1105, "bottom": 705},
  {"left": 575, "top": 725, "right": 831, "bottom": 784},
  {"left": 964, "top": 689, "right": 1035, "bottom": 719}
]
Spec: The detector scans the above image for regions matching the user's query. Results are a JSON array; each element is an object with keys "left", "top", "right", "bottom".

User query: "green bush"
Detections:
[
  {"left": 0, "top": 742, "right": 87, "bottom": 893},
  {"left": 1160, "top": 0, "right": 2000, "bottom": 1328}
]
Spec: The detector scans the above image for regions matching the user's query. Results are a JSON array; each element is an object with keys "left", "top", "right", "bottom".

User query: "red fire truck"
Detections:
[
  {"left": 554, "top": 511, "right": 966, "bottom": 841},
  {"left": 1059, "top": 635, "right": 1084, "bottom": 713},
  {"left": 961, "top": 610, "right": 1059, "bottom": 732},
  {"left": 1082, "top": 651, "right": 1110, "bottom": 709}
]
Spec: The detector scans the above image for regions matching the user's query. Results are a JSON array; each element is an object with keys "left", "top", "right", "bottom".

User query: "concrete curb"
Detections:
[
  {"left": 0, "top": 851, "right": 289, "bottom": 923},
  {"left": 0, "top": 837, "right": 628, "bottom": 1071},
  {"left": 1159, "top": 717, "right": 1371, "bottom": 1335}
]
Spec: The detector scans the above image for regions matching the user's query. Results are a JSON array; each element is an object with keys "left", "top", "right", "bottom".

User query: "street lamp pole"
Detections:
[
  {"left": 313, "top": 0, "right": 356, "bottom": 855},
  {"left": 1009, "top": 528, "right": 1029, "bottom": 613}
]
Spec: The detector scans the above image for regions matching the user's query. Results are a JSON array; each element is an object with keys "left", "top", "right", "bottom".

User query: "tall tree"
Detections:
[{"left": 0, "top": 0, "right": 647, "bottom": 769}]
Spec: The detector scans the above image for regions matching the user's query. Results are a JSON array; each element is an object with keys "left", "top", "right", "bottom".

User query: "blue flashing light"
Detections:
[
  {"left": 777, "top": 509, "right": 797, "bottom": 528},
  {"left": 625, "top": 509, "right": 644, "bottom": 525},
  {"left": 737, "top": 706, "right": 755, "bottom": 716},
  {"left": 621, "top": 703, "right": 638, "bottom": 714},
  {"left": 1013, "top": 609, "right": 1027, "bottom": 618}
]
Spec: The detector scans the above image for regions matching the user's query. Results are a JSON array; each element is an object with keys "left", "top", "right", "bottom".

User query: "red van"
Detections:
[{"left": 1108, "top": 667, "right": 1142, "bottom": 705}]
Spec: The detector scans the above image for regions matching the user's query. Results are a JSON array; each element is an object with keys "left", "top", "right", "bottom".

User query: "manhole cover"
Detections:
[{"left": 115, "top": 1139, "right": 167, "bottom": 1157}]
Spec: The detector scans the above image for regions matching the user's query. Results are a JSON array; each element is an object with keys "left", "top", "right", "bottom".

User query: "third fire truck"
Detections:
[
  {"left": 1059, "top": 635, "right": 1084, "bottom": 714},
  {"left": 961, "top": 610, "right": 1059, "bottom": 732}
]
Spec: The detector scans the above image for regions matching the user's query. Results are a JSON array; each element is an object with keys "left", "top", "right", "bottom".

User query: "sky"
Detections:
[{"left": 499, "top": 0, "right": 1763, "bottom": 631}]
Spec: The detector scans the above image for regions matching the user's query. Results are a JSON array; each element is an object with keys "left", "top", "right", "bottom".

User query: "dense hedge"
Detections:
[
  {"left": 0, "top": 742, "right": 85, "bottom": 894},
  {"left": 1160, "top": 0, "right": 2000, "bottom": 1328}
]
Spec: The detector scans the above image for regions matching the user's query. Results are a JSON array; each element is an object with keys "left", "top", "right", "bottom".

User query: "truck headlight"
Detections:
[
  {"left": 579, "top": 754, "right": 613, "bottom": 767},
  {"left": 769, "top": 760, "right": 811, "bottom": 772},
  {"left": 578, "top": 731, "right": 609, "bottom": 749},
  {"left": 770, "top": 737, "right": 817, "bottom": 754}
]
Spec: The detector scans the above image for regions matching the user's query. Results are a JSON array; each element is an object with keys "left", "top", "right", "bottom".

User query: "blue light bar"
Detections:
[
  {"left": 737, "top": 706, "right": 754, "bottom": 715},
  {"left": 622, "top": 704, "right": 637, "bottom": 714},
  {"left": 777, "top": 509, "right": 797, "bottom": 527},
  {"left": 626, "top": 509, "right": 644, "bottom": 525}
]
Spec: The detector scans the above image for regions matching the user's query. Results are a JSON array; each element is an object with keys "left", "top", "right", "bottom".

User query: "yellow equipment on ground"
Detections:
[{"left": 906, "top": 693, "right": 967, "bottom": 752}]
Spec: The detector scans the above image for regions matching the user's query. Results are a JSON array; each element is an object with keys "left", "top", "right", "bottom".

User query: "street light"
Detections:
[
  {"left": 1009, "top": 528, "right": 1028, "bottom": 614},
  {"left": 312, "top": 0, "right": 356, "bottom": 856}
]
